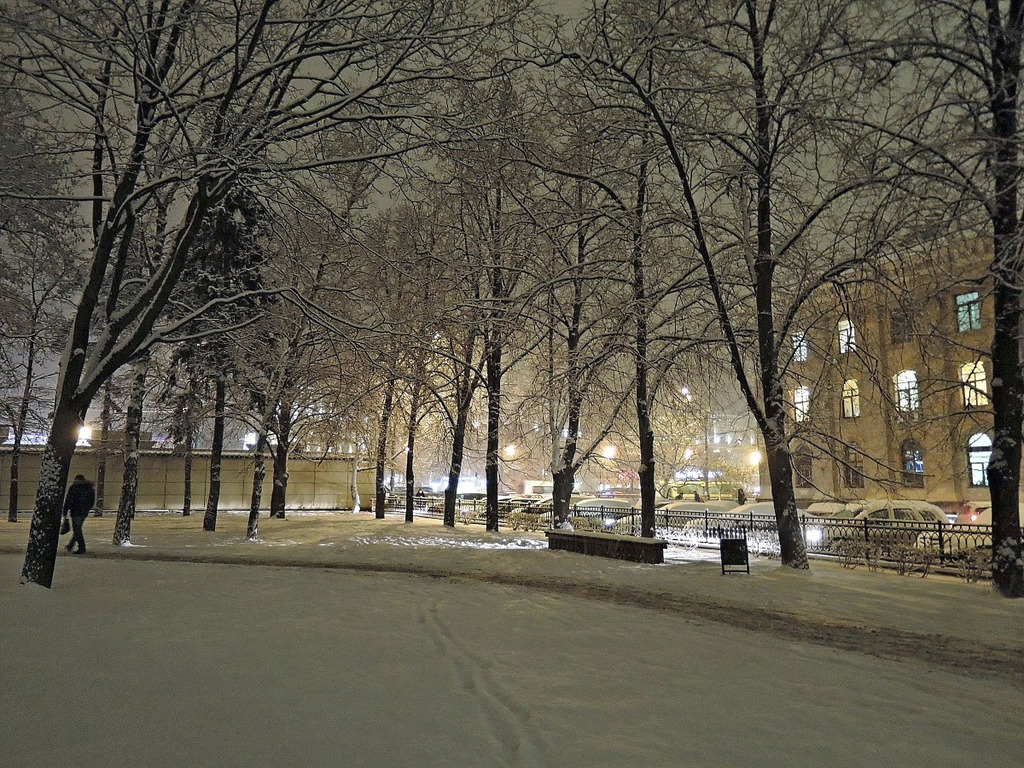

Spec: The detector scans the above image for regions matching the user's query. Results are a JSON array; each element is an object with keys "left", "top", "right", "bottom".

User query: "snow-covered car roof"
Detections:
[
  {"left": 804, "top": 501, "right": 865, "bottom": 517},
  {"left": 572, "top": 497, "right": 637, "bottom": 509},
  {"left": 855, "top": 499, "right": 949, "bottom": 523},
  {"left": 663, "top": 499, "right": 739, "bottom": 513}
]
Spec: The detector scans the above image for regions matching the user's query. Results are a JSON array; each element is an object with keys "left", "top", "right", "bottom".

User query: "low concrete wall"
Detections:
[{"left": 0, "top": 448, "right": 375, "bottom": 513}]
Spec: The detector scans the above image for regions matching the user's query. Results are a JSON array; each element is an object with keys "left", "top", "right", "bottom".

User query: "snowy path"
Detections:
[{"left": 1, "top": 514, "right": 1023, "bottom": 766}]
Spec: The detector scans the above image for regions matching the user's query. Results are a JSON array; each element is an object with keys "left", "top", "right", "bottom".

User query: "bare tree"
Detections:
[
  {"left": 557, "top": 0, "right": 898, "bottom": 567},
  {"left": 3, "top": 0, "right": 523, "bottom": 587},
  {"left": 875, "top": 0, "right": 1024, "bottom": 596},
  {"left": 0, "top": 99, "right": 80, "bottom": 523}
]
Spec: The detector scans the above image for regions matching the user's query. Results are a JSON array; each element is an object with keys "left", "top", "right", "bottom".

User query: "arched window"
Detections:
[
  {"left": 838, "top": 318, "right": 856, "bottom": 354},
  {"left": 841, "top": 379, "right": 860, "bottom": 418},
  {"left": 901, "top": 439, "right": 925, "bottom": 488},
  {"left": 967, "top": 433, "right": 992, "bottom": 487},
  {"left": 893, "top": 370, "right": 920, "bottom": 413}
]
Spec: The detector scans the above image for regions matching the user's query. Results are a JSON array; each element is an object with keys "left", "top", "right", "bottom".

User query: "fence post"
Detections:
[
  {"left": 863, "top": 517, "right": 870, "bottom": 543},
  {"left": 937, "top": 520, "right": 945, "bottom": 565}
]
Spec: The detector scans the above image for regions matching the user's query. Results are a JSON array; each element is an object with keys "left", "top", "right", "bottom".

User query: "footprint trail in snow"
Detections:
[{"left": 419, "top": 600, "right": 553, "bottom": 768}]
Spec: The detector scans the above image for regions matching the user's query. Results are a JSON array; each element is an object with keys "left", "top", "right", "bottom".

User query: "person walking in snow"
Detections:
[{"left": 63, "top": 474, "right": 95, "bottom": 555}]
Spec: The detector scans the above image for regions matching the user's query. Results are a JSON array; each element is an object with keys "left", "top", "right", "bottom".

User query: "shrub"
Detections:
[
  {"left": 954, "top": 548, "right": 989, "bottom": 583},
  {"left": 834, "top": 539, "right": 878, "bottom": 570},
  {"left": 891, "top": 545, "right": 935, "bottom": 577}
]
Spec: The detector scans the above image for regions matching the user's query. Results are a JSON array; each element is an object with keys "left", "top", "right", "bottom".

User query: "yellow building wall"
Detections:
[
  {"left": 0, "top": 449, "right": 375, "bottom": 513},
  {"left": 788, "top": 245, "right": 1018, "bottom": 512}
]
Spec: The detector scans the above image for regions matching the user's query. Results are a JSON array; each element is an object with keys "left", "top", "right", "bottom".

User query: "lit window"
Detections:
[
  {"left": 793, "top": 386, "right": 811, "bottom": 422},
  {"left": 838, "top": 318, "right": 856, "bottom": 354},
  {"left": 955, "top": 291, "right": 982, "bottom": 332},
  {"left": 901, "top": 439, "right": 925, "bottom": 488},
  {"left": 893, "top": 370, "right": 919, "bottom": 412},
  {"left": 841, "top": 379, "right": 860, "bottom": 419},
  {"left": 792, "top": 332, "right": 809, "bottom": 363},
  {"left": 960, "top": 361, "right": 989, "bottom": 407},
  {"left": 967, "top": 433, "right": 991, "bottom": 487},
  {"left": 844, "top": 444, "right": 865, "bottom": 488}
]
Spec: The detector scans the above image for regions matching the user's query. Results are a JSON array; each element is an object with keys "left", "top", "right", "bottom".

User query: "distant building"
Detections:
[{"left": 786, "top": 245, "right": 1010, "bottom": 514}]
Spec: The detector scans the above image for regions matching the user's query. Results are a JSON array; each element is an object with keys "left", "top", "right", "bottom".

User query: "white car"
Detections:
[
  {"left": 805, "top": 499, "right": 948, "bottom": 551},
  {"left": 917, "top": 501, "right": 1024, "bottom": 557},
  {"left": 802, "top": 501, "right": 865, "bottom": 518},
  {"left": 663, "top": 499, "right": 739, "bottom": 513}
]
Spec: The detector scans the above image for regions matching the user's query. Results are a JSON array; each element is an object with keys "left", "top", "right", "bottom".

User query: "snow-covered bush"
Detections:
[
  {"left": 508, "top": 511, "right": 545, "bottom": 532},
  {"left": 834, "top": 540, "right": 878, "bottom": 570},
  {"left": 954, "top": 549, "right": 989, "bottom": 583},
  {"left": 890, "top": 546, "right": 935, "bottom": 578},
  {"left": 748, "top": 530, "right": 780, "bottom": 559},
  {"left": 569, "top": 515, "right": 604, "bottom": 532}
]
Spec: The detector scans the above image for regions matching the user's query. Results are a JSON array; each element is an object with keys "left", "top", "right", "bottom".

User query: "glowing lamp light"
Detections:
[
  {"left": 76, "top": 426, "right": 92, "bottom": 446},
  {"left": 748, "top": 450, "right": 763, "bottom": 467},
  {"left": 503, "top": 444, "right": 517, "bottom": 458},
  {"left": 601, "top": 444, "right": 617, "bottom": 460}
]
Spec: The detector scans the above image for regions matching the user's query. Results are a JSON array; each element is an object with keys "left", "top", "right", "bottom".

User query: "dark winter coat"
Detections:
[{"left": 63, "top": 478, "right": 95, "bottom": 518}]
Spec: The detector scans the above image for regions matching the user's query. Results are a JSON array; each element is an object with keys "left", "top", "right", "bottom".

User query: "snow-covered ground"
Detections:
[{"left": 1, "top": 512, "right": 1022, "bottom": 767}]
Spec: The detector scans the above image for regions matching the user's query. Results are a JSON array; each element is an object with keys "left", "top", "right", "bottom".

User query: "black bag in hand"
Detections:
[{"left": 60, "top": 516, "right": 70, "bottom": 535}]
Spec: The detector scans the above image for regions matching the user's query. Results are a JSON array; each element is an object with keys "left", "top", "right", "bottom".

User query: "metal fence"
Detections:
[
  {"left": 381, "top": 497, "right": 1007, "bottom": 568},
  {"left": 609, "top": 509, "right": 1006, "bottom": 566}
]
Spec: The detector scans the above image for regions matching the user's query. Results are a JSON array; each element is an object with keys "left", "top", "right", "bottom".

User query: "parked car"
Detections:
[
  {"left": 670, "top": 501, "right": 777, "bottom": 536},
  {"left": 805, "top": 499, "right": 948, "bottom": 551},
  {"left": 663, "top": 499, "right": 739, "bottom": 513},
  {"left": 916, "top": 501, "right": 1024, "bottom": 558},
  {"left": 954, "top": 501, "right": 1024, "bottom": 526},
  {"left": 572, "top": 497, "right": 637, "bottom": 526},
  {"left": 802, "top": 501, "right": 865, "bottom": 518}
]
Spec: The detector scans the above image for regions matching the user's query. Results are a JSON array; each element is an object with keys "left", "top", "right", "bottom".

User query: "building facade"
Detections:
[{"left": 785, "top": 247, "right": 1011, "bottom": 514}]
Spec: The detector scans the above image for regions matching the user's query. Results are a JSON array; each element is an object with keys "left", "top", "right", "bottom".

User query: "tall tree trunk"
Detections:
[
  {"left": 94, "top": 382, "right": 113, "bottom": 517},
  {"left": 986, "top": 8, "right": 1024, "bottom": 597},
  {"left": 20, "top": 406, "right": 83, "bottom": 587},
  {"left": 552, "top": 462, "right": 576, "bottom": 528},
  {"left": 203, "top": 374, "right": 227, "bottom": 532},
  {"left": 270, "top": 399, "right": 292, "bottom": 519},
  {"left": 374, "top": 378, "right": 395, "bottom": 519},
  {"left": 552, "top": 386, "right": 583, "bottom": 528},
  {"left": 7, "top": 337, "right": 35, "bottom": 523},
  {"left": 552, "top": 198, "right": 586, "bottom": 528},
  {"left": 247, "top": 433, "right": 266, "bottom": 539},
  {"left": 350, "top": 457, "right": 361, "bottom": 512},
  {"left": 485, "top": 335, "right": 501, "bottom": 532},
  {"left": 113, "top": 358, "right": 147, "bottom": 545},
  {"left": 631, "top": 159, "right": 656, "bottom": 538},
  {"left": 749, "top": 4, "right": 806, "bottom": 569},
  {"left": 404, "top": 379, "right": 423, "bottom": 524},
  {"left": 443, "top": 394, "right": 471, "bottom": 528},
  {"left": 181, "top": 409, "right": 193, "bottom": 517},
  {"left": 485, "top": 184, "right": 505, "bottom": 533},
  {"left": 444, "top": 336, "right": 479, "bottom": 528},
  {"left": 270, "top": 438, "right": 288, "bottom": 519}
]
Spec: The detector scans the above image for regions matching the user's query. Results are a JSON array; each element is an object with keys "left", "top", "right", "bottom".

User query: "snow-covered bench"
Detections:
[{"left": 545, "top": 529, "right": 667, "bottom": 564}]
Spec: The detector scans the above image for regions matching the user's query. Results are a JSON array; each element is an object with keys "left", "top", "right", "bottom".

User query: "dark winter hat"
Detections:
[{"left": 73, "top": 474, "right": 87, "bottom": 482}]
